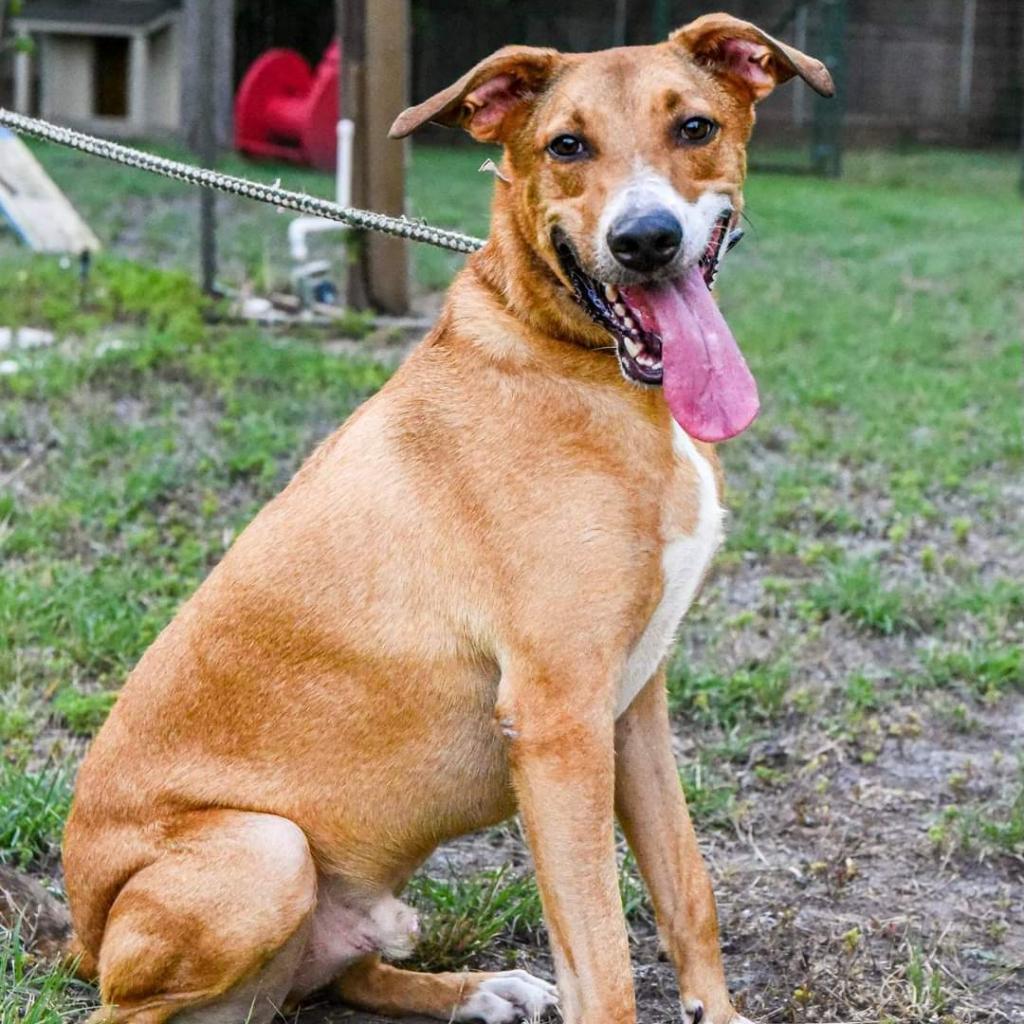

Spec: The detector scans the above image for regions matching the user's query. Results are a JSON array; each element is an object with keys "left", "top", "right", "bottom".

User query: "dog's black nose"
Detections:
[{"left": 607, "top": 210, "right": 682, "bottom": 272}]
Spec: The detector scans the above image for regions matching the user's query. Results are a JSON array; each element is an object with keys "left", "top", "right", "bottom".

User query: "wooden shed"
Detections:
[{"left": 10, "top": 1, "right": 184, "bottom": 136}]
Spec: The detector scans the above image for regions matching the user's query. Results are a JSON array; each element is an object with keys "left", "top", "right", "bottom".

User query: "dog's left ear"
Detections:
[
  {"left": 390, "top": 46, "right": 561, "bottom": 142},
  {"left": 671, "top": 12, "right": 834, "bottom": 102}
]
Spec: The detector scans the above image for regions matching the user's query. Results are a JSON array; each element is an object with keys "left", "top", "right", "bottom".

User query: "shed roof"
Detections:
[{"left": 16, "top": 1, "right": 180, "bottom": 30}]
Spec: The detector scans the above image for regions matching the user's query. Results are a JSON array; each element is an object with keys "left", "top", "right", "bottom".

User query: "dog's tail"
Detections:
[{"left": 0, "top": 863, "right": 92, "bottom": 974}]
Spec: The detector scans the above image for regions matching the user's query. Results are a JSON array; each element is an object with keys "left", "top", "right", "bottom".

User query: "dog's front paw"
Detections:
[
  {"left": 682, "top": 996, "right": 753, "bottom": 1024},
  {"left": 456, "top": 970, "right": 559, "bottom": 1023}
]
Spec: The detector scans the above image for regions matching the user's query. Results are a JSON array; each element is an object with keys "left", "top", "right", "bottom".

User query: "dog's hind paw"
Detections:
[{"left": 456, "top": 970, "right": 559, "bottom": 1023}]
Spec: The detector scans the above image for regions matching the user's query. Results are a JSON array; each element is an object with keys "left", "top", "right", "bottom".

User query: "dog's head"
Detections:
[{"left": 391, "top": 13, "right": 833, "bottom": 442}]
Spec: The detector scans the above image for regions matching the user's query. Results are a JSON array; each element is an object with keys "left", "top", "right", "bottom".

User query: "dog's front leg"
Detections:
[
  {"left": 615, "top": 671, "right": 746, "bottom": 1024},
  {"left": 498, "top": 665, "right": 635, "bottom": 1024}
]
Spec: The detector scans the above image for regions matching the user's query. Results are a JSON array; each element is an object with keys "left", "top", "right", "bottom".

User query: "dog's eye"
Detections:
[
  {"left": 547, "top": 134, "right": 588, "bottom": 160},
  {"left": 678, "top": 117, "right": 717, "bottom": 144}
]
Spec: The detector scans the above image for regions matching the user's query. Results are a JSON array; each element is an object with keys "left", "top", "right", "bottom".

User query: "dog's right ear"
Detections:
[{"left": 389, "top": 46, "right": 560, "bottom": 143}]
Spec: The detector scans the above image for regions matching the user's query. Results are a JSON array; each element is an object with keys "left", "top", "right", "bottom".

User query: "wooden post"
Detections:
[
  {"left": 337, "top": 0, "right": 410, "bottom": 315},
  {"left": 338, "top": 0, "right": 368, "bottom": 310},
  {"left": 363, "top": 0, "right": 410, "bottom": 314}
]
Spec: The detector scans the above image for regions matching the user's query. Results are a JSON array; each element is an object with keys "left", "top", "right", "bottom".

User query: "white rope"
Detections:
[{"left": 0, "top": 109, "right": 487, "bottom": 255}]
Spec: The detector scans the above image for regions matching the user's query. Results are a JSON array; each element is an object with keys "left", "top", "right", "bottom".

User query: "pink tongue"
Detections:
[{"left": 626, "top": 267, "right": 759, "bottom": 442}]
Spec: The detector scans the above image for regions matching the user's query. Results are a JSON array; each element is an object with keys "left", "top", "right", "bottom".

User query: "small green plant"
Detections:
[
  {"left": 927, "top": 643, "right": 1023, "bottom": 700},
  {"left": 928, "top": 763, "right": 1024, "bottom": 858},
  {"left": 52, "top": 688, "right": 117, "bottom": 734},
  {"left": 845, "top": 672, "right": 881, "bottom": 712},
  {"left": 0, "top": 761, "right": 72, "bottom": 869},
  {"left": 808, "top": 558, "right": 912, "bottom": 635},
  {"left": 905, "top": 944, "right": 948, "bottom": 1016},
  {"left": 0, "top": 922, "right": 95, "bottom": 1024},
  {"left": 617, "top": 851, "right": 651, "bottom": 926},
  {"left": 667, "top": 660, "right": 791, "bottom": 730},
  {"left": 978, "top": 775, "right": 1024, "bottom": 853},
  {"left": 407, "top": 867, "right": 543, "bottom": 971},
  {"left": 951, "top": 516, "right": 971, "bottom": 545},
  {"left": 680, "top": 761, "right": 736, "bottom": 829}
]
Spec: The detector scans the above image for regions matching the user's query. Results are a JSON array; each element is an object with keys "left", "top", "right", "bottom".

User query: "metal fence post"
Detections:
[
  {"left": 197, "top": 0, "right": 217, "bottom": 294},
  {"left": 811, "top": 0, "right": 847, "bottom": 178}
]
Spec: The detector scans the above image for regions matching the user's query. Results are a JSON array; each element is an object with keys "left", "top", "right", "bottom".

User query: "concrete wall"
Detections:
[
  {"left": 39, "top": 35, "right": 93, "bottom": 123},
  {"left": 148, "top": 22, "right": 181, "bottom": 130}
]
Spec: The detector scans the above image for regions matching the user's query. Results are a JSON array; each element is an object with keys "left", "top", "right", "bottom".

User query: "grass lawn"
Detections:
[{"left": 1, "top": 143, "right": 1022, "bottom": 1023}]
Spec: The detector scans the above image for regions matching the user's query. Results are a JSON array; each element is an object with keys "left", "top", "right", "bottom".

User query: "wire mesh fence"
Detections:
[
  {"left": 0, "top": 0, "right": 1020, "bottom": 185},
  {"left": 410, "top": 0, "right": 1024, "bottom": 178}
]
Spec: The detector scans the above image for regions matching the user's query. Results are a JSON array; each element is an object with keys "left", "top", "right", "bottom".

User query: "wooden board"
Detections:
[{"left": 0, "top": 127, "right": 100, "bottom": 254}]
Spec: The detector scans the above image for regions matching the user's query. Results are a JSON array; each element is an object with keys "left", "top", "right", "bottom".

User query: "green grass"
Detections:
[
  {"left": 408, "top": 853, "right": 650, "bottom": 972},
  {"left": 408, "top": 867, "right": 544, "bottom": 970},
  {"left": 0, "top": 138, "right": 496, "bottom": 296},
  {"left": 929, "top": 760, "right": 1024, "bottom": 859},
  {"left": 0, "top": 762, "right": 71, "bottom": 870},
  {"left": 1, "top": 925, "right": 94, "bottom": 1024},
  {"left": 0, "top": 145, "right": 1021, "bottom": 1019},
  {"left": 807, "top": 557, "right": 913, "bottom": 636},
  {"left": 667, "top": 659, "right": 791, "bottom": 729},
  {"left": 925, "top": 643, "right": 1024, "bottom": 701}
]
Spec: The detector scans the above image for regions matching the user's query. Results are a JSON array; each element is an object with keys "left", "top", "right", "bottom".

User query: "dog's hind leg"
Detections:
[
  {"left": 335, "top": 957, "right": 558, "bottom": 1023},
  {"left": 87, "top": 810, "right": 316, "bottom": 1024}
]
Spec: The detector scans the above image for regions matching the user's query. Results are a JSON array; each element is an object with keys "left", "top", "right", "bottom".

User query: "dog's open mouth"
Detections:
[{"left": 554, "top": 211, "right": 759, "bottom": 442}]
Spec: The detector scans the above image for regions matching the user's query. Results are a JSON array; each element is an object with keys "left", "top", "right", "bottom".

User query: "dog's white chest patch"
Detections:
[{"left": 616, "top": 425, "right": 724, "bottom": 718}]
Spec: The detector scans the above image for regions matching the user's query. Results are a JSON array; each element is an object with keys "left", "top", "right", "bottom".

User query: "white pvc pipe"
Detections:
[
  {"left": 289, "top": 118, "right": 355, "bottom": 263},
  {"left": 336, "top": 118, "right": 354, "bottom": 206}
]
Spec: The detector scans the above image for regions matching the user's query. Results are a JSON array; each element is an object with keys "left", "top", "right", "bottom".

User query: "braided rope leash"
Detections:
[{"left": 0, "top": 108, "right": 487, "bottom": 255}]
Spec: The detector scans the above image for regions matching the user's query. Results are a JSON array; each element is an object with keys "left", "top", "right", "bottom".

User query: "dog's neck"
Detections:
[{"left": 442, "top": 180, "right": 623, "bottom": 385}]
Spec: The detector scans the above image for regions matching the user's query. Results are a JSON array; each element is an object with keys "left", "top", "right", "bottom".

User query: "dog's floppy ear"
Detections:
[
  {"left": 390, "top": 45, "right": 560, "bottom": 142},
  {"left": 671, "top": 12, "right": 834, "bottom": 102}
]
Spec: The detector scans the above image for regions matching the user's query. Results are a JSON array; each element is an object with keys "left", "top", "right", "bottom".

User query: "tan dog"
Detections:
[{"left": 50, "top": 14, "right": 833, "bottom": 1024}]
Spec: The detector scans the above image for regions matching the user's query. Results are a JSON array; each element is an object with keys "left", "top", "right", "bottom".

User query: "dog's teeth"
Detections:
[
  {"left": 604, "top": 283, "right": 619, "bottom": 302},
  {"left": 613, "top": 302, "right": 627, "bottom": 318},
  {"left": 623, "top": 315, "right": 635, "bottom": 330},
  {"left": 624, "top": 336, "right": 642, "bottom": 358}
]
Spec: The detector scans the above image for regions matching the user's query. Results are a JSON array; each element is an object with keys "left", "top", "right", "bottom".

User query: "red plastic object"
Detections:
[{"left": 234, "top": 40, "right": 341, "bottom": 171}]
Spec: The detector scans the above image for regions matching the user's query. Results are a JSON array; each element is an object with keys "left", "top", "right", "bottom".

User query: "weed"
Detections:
[
  {"left": 0, "top": 924, "right": 95, "bottom": 1024},
  {"left": 904, "top": 943, "right": 948, "bottom": 1017},
  {"left": 845, "top": 672, "right": 882, "bottom": 712},
  {"left": 667, "top": 660, "right": 791, "bottom": 730},
  {"left": 52, "top": 688, "right": 117, "bottom": 735},
  {"left": 929, "top": 762, "right": 1024, "bottom": 858},
  {"left": 927, "top": 643, "right": 1023, "bottom": 700},
  {"left": 807, "top": 558, "right": 912, "bottom": 635},
  {"left": 680, "top": 761, "right": 737, "bottom": 829},
  {"left": 407, "top": 867, "right": 543, "bottom": 971},
  {"left": 0, "top": 762, "right": 72, "bottom": 870}
]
